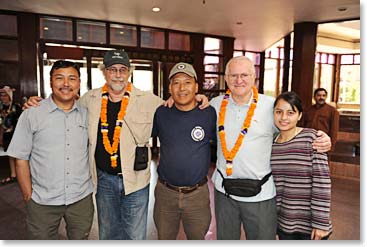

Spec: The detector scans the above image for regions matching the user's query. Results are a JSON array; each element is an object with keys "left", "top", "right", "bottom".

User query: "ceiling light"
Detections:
[
  {"left": 152, "top": 7, "right": 160, "bottom": 12},
  {"left": 43, "top": 26, "right": 49, "bottom": 31},
  {"left": 119, "top": 31, "right": 124, "bottom": 35},
  {"left": 77, "top": 36, "right": 83, "bottom": 40}
]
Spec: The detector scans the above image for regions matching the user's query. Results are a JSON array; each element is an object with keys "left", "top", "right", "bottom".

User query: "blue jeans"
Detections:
[{"left": 96, "top": 168, "right": 149, "bottom": 240}]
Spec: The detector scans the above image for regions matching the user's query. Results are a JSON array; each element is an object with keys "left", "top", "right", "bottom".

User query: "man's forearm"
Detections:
[{"left": 15, "top": 159, "right": 32, "bottom": 202}]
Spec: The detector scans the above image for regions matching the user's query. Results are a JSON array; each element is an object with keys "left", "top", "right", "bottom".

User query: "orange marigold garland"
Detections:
[
  {"left": 100, "top": 83, "right": 132, "bottom": 168},
  {"left": 218, "top": 86, "right": 258, "bottom": 176}
]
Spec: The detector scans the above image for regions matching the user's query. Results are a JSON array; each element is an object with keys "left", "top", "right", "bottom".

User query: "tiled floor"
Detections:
[{"left": 0, "top": 159, "right": 360, "bottom": 240}]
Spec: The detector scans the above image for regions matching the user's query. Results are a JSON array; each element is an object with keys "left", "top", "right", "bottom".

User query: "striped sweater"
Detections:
[{"left": 271, "top": 128, "right": 332, "bottom": 235}]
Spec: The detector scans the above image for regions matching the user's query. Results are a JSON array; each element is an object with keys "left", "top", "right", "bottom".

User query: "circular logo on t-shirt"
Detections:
[{"left": 191, "top": 126, "right": 205, "bottom": 141}]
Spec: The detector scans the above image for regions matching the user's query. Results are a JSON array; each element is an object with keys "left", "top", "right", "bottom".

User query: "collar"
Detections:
[
  {"left": 46, "top": 95, "right": 79, "bottom": 113},
  {"left": 228, "top": 90, "right": 254, "bottom": 106}
]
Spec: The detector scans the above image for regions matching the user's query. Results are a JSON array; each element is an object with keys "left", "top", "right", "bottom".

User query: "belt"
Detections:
[
  {"left": 158, "top": 177, "right": 208, "bottom": 194},
  {"left": 97, "top": 167, "right": 123, "bottom": 178}
]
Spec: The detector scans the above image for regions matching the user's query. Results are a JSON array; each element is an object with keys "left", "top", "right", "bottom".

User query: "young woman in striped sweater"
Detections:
[{"left": 271, "top": 91, "right": 332, "bottom": 240}]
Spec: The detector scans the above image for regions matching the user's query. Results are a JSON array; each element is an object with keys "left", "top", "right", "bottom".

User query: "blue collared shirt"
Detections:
[
  {"left": 210, "top": 93, "right": 278, "bottom": 202},
  {"left": 7, "top": 96, "right": 93, "bottom": 205}
]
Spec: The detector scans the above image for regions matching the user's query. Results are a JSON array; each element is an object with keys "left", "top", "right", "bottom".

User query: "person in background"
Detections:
[
  {"left": 0, "top": 86, "right": 22, "bottom": 185},
  {"left": 301, "top": 88, "right": 339, "bottom": 152},
  {"left": 209, "top": 56, "right": 332, "bottom": 240},
  {"left": 152, "top": 63, "right": 216, "bottom": 239},
  {"left": 271, "top": 91, "right": 332, "bottom": 240},
  {"left": 6, "top": 60, "right": 94, "bottom": 239}
]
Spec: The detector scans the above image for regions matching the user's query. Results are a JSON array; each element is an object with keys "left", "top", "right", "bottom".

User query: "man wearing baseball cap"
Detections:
[
  {"left": 151, "top": 62, "right": 217, "bottom": 239},
  {"left": 77, "top": 49, "right": 163, "bottom": 239}
]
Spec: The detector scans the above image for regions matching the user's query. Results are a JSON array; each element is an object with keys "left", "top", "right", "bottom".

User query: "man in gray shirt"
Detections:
[{"left": 7, "top": 60, "right": 94, "bottom": 240}]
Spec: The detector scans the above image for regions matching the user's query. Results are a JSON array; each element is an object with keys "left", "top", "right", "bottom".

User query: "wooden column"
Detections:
[
  {"left": 291, "top": 22, "right": 317, "bottom": 109},
  {"left": 282, "top": 33, "right": 291, "bottom": 93},
  {"left": 258, "top": 52, "right": 265, "bottom": 94},
  {"left": 18, "top": 12, "right": 38, "bottom": 97},
  {"left": 222, "top": 37, "right": 235, "bottom": 71},
  {"left": 191, "top": 34, "right": 205, "bottom": 93}
]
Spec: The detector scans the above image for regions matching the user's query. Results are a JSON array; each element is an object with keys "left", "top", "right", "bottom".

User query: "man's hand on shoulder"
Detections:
[
  {"left": 162, "top": 96, "right": 174, "bottom": 108},
  {"left": 312, "top": 130, "right": 331, "bottom": 153},
  {"left": 162, "top": 94, "right": 209, "bottom": 109},
  {"left": 22, "top": 96, "right": 43, "bottom": 110},
  {"left": 195, "top": 94, "right": 209, "bottom": 109}
]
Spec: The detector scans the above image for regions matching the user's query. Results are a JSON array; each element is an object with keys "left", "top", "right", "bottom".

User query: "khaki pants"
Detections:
[
  {"left": 153, "top": 181, "right": 211, "bottom": 240},
  {"left": 26, "top": 194, "right": 94, "bottom": 240}
]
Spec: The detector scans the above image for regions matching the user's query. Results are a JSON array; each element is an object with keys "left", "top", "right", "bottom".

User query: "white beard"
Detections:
[{"left": 109, "top": 82, "right": 125, "bottom": 92}]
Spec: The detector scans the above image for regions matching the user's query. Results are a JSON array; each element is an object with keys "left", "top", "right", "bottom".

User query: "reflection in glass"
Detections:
[
  {"left": 203, "top": 74, "right": 218, "bottom": 90},
  {"left": 77, "top": 20, "right": 106, "bottom": 44},
  {"left": 110, "top": 24, "right": 137, "bottom": 46},
  {"left": 141, "top": 28, "right": 165, "bottom": 49},
  {"left": 169, "top": 32, "right": 190, "bottom": 51},
  {"left": 40, "top": 16, "right": 72, "bottom": 41}
]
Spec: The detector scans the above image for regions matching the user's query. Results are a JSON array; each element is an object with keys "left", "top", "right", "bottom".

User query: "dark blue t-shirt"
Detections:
[{"left": 152, "top": 104, "right": 217, "bottom": 186}]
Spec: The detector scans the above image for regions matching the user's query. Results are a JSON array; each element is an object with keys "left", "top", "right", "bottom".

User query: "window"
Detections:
[
  {"left": 204, "top": 37, "right": 223, "bottom": 55},
  {"left": 141, "top": 27, "right": 165, "bottom": 49},
  {"left": 203, "top": 37, "right": 225, "bottom": 100},
  {"left": 264, "top": 39, "right": 285, "bottom": 97},
  {"left": 40, "top": 16, "right": 72, "bottom": 41},
  {"left": 233, "top": 51, "right": 243, "bottom": 57},
  {"left": 110, "top": 24, "right": 137, "bottom": 46},
  {"left": 339, "top": 65, "right": 360, "bottom": 104},
  {"left": 264, "top": 59, "right": 278, "bottom": 97},
  {"left": 313, "top": 52, "right": 336, "bottom": 103},
  {"left": 77, "top": 20, "right": 106, "bottom": 44},
  {"left": 0, "top": 14, "right": 17, "bottom": 36},
  {"left": 319, "top": 64, "right": 334, "bottom": 102},
  {"left": 204, "top": 55, "right": 223, "bottom": 73},
  {"left": 341, "top": 55, "right": 354, "bottom": 64},
  {"left": 169, "top": 32, "right": 190, "bottom": 51}
]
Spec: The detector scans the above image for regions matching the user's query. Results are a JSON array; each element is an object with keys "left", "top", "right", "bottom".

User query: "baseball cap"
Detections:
[
  {"left": 169, "top": 62, "right": 197, "bottom": 80},
  {"left": 103, "top": 50, "right": 130, "bottom": 68}
]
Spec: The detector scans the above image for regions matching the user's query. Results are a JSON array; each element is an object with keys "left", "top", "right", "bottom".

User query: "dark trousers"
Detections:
[
  {"left": 26, "top": 194, "right": 94, "bottom": 240},
  {"left": 215, "top": 189, "right": 277, "bottom": 240},
  {"left": 277, "top": 228, "right": 330, "bottom": 240}
]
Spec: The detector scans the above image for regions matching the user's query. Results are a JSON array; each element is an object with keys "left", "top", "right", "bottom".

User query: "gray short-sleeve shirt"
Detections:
[{"left": 7, "top": 96, "right": 93, "bottom": 206}]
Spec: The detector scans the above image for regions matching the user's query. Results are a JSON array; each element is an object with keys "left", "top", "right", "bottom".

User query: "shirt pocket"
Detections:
[
  {"left": 76, "top": 121, "right": 89, "bottom": 149},
  {"left": 128, "top": 110, "right": 153, "bottom": 144}
]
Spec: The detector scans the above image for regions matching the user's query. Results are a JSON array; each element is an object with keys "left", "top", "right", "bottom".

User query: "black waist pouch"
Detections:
[
  {"left": 217, "top": 169, "right": 272, "bottom": 197},
  {"left": 134, "top": 146, "right": 148, "bottom": 171}
]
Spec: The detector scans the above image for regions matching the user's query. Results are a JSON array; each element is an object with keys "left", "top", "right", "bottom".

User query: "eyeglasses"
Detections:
[
  {"left": 227, "top": 73, "right": 253, "bottom": 81},
  {"left": 106, "top": 67, "right": 129, "bottom": 75}
]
